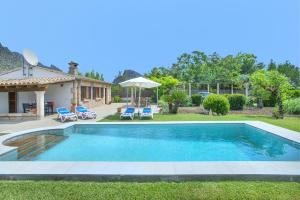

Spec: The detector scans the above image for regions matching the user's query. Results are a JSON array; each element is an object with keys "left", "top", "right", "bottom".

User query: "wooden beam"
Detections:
[{"left": 0, "top": 85, "right": 47, "bottom": 92}]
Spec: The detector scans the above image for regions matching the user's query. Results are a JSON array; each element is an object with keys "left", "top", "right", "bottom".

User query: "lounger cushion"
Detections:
[
  {"left": 125, "top": 108, "right": 135, "bottom": 113},
  {"left": 77, "top": 108, "right": 88, "bottom": 112},
  {"left": 58, "top": 110, "right": 70, "bottom": 114},
  {"left": 143, "top": 108, "right": 152, "bottom": 113}
]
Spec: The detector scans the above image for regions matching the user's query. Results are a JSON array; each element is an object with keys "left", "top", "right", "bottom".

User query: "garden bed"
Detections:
[{"left": 178, "top": 106, "right": 274, "bottom": 115}]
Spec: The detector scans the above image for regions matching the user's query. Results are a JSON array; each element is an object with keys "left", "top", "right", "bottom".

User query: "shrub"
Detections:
[
  {"left": 227, "top": 94, "right": 246, "bottom": 110},
  {"left": 158, "top": 100, "right": 169, "bottom": 114},
  {"left": 113, "top": 95, "right": 121, "bottom": 103},
  {"left": 191, "top": 94, "right": 202, "bottom": 106},
  {"left": 162, "top": 91, "right": 188, "bottom": 113},
  {"left": 283, "top": 98, "right": 300, "bottom": 114},
  {"left": 245, "top": 96, "right": 255, "bottom": 107},
  {"left": 170, "top": 91, "right": 189, "bottom": 113},
  {"left": 183, "top": 97, "right": 193, "bottom": 107},
  {"left": 272, "top": 106, "right": 280, "bottom": 119},
  {"left": 203, "top": 94, "right": 230, "bottom": 115},
  {"left": 287, "top": 90, "right": 300, "bottom": 98}
]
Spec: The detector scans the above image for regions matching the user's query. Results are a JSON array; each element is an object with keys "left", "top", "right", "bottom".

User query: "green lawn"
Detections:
[
  {"left": 1, "top": 181, "right": 300, "bottom": 200},
  {"left": 101, "top": 113, "right": 300, "bottom": 132}
]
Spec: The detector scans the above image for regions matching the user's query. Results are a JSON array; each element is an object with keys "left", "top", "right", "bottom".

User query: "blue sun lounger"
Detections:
[
  {"left": 120, "top": 107, "right": 135, "bottom": 120},
  {"left": 76, "top": 106, "right": 97, "bottom": 120},
  {"left": 56, "top": 107, "right": 78, "bottom": 122},
  {"left": 140, "top": 107, "right": 153, "bottom": 119}
]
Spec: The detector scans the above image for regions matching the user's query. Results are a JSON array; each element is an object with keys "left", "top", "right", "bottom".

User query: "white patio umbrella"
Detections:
[{"left": 119, "top": 77, "right": 161, "bottom": 113}]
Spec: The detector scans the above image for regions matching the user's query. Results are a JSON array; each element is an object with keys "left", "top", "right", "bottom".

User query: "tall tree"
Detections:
[
  {"left": 145, "top": 66, "right": 170, "bottom": 78},
  {"left": 267, "top": 59, "right": 277, "bottom": 71},
  {"left": 149, "top": 76, "right": 180, "bottom": 96},
  {"left": 277, "top": 61, "right": 300, "bottom": 87},
  {"left": 237, "top": 53, "right": 264, "bottom": 74},
  {"left": 84, "top": 70, "right": 104, "bottom": 81},
  {"left": 250, "top": 70, "right": 292, "bottom": 118}
]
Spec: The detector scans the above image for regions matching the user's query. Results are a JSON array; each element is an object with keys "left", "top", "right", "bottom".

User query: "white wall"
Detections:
[
  {"left": 45, "top": 82, "right": 73, "bottom": 110},
  {"left": 0, "top": 67, "right": 67, "bottom": 79},
  {"left": 0, "top": 93, "right": 8, "bottom": 113},
  {"left": 0, "top": 69, "right": 24, "bottom": 79},
  {"left": 31, "top": 67, "right": 67, "bottom": 78},
  {"left": 17, "top": 92, "right": 35, "bottom": 113}
]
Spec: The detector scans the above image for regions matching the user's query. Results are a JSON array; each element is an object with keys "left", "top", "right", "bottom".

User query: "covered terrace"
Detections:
[{"left": 0, "top": 77, "right": 74, "bottom": 119}]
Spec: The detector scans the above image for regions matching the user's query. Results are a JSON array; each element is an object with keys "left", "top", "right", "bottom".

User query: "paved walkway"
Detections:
[{"left": 0, "top": 103, "right": 124, "bottom": 134}]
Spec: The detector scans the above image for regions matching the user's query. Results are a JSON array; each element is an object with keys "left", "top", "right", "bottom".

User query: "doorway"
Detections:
[{"left": 8, "top": 92, "right": 17, "bottom": 113}]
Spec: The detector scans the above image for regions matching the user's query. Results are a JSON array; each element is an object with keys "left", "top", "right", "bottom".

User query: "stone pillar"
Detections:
[
  {"left": 109, "top": 87, "right": 111, "bottom": 103},
  {"left": 131, "top": 88, "right": 134, "bottom": 105},
  {"left": 35, "top": 91, "right": 45, "bottom": 119},
  {"left": 231, "top": 84, "right": 234, "bottom": 94},
  {"left": 77, "top": 81, "right": 81, "bottom": 105},
  {"left": 217, "top": 83, "right": 220, "bottom": 94},
  {"left": 207, "top": 84, "right": 210, "bottom": 92},
  {"left": 71, "top": 81, "right": 78, "bottom": 112},
  {"left": 90, "top": 86, "right": 93, "bottom": 101},
  {"left": 104, "top": 87, "right": 107, "bottom": 104}
]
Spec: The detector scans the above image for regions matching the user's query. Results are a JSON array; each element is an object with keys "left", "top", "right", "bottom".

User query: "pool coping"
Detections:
[{"left": 0, "top": 121, "right": 299, "bottom": 181}]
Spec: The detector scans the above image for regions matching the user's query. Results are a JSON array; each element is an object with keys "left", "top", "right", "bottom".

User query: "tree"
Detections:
[
  {"left": 162, "top": 90, "right": 188, "bottom": 114},
  {"left": 171, "top": 51, "right": 209, "bottom": 83},
  {"left": 84, "top": 70, "right": 104, "bottom": 81},
  {"left": 237, "top": 53, "right": 264, "bottom": 74},
  {"left": 144, "top": 67, "right": 170, "bottom": 78},
  {"left": 90, "top": 70, "right": 95, "bottom": 79},
  {"left": 84, "top": 72, "right": 90, "bottom": 78},
  {"left": 250, "top": 70, "right": 292, "bottom": 118},
  {"left": 267, "top": 59, "right": 277, "bottom": 71},
  {"left": 277, "top": 61, "right": 300, "bottom": 87},
  {"left": 149, "top": 76, "right": 180, "bottom": 96},
  {"left": 250, "top": 70, "right": 270, "bottom": 108}
]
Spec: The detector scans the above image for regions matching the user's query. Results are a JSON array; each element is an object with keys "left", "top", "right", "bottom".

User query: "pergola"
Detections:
[{"left": 119, "top": 77, "right": 161, "bottom": 113}]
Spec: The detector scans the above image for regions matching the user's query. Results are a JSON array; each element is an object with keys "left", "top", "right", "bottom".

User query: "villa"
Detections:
[{"left": 0, "top": 61, "right": 112, "bottom": 119}]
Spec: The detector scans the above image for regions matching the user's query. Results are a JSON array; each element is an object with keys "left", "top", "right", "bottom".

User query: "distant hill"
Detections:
[
  {"left": 0, "top": 42, "right": 62, "bottom": 73},
  {"left": 112, "top": 69, "right": 142, "bottom": 84}
]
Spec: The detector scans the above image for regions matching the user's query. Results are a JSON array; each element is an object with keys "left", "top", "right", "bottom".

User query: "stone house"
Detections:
[{"left": 0, "top": 61, "right": 111, "bottom": 119}]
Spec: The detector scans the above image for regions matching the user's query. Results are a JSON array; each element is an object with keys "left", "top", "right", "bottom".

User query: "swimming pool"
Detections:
[{"left": 1, "top": 123, "right": 300, "bottom": 161}]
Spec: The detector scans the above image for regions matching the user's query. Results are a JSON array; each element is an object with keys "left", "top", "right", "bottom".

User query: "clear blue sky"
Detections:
[{"left": 1, "top": 0, "right": 299, "bottom": 81}]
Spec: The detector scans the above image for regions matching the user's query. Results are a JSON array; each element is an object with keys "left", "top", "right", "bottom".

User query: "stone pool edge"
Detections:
[{"left": 0, "top": 121, "right": 299, "bottom": 182}]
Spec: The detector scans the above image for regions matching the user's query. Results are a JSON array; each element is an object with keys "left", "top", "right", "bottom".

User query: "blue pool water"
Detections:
[{"left": 5, "top": 123, "right": 300, "bottom": 161}]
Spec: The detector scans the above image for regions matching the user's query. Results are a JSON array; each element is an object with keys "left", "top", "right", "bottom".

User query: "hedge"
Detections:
[
  {"left": 283, "top": 98, "right": 300, "bottom": 114},
  {"left": 203, "top": 94, "right": 230, "bottom": 115},
  {"left": 227, "top": 94, "right": 246, "bottom": 110},
  {"left": 191, "top": 94, "right": 202, "bottom": 106}
]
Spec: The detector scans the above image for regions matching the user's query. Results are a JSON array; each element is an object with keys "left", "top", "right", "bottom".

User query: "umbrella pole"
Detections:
[
  {"left": 126, "top": 87, "right": 128, "bottom": 107},
  {"left": 138, "top": 87, "right": 141, "bottom": 115},
  {"left": 156, "top": 87, "right": 159, "bottom": 106},
  {"left": 131, "top": 88, "right": 133, "bottom": 105}
]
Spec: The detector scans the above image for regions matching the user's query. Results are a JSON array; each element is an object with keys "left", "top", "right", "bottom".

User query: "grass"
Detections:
[
  {"left": 101, "top": 113, "right": 300, "bottom": 132},
  {"left": 0, "top": 181, "right": 300, "bottom": 200}
]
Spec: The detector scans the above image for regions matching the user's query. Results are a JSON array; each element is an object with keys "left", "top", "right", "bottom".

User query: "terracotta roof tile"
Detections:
[{"left": 0, "top": 77, "right": 74, "bottom": 86}]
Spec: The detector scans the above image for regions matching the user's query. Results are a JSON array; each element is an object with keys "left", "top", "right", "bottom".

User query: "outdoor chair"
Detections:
[
  {"left": 76, "top": 106, "right": 97, "bottom": 119},
  {"left": 56, "top": 107, "right": 78, "bottom": 122},
  {"left": 120, "top": 107, "right": 135, "bottom": 120},
  {"left": 140, "top": 107, "right": 153, "bottom": 119}
]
